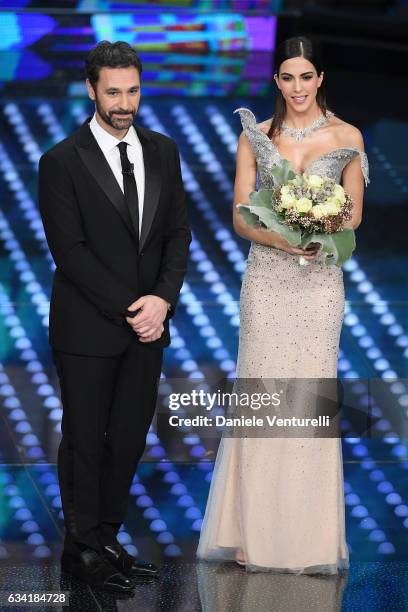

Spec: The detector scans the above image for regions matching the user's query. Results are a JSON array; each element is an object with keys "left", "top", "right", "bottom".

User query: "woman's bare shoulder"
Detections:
[{"left": 329, "top": 115, "right": 364, "bottom": 148}]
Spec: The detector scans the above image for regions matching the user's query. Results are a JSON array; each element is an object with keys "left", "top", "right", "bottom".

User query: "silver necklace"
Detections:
[{"left": 282, "top": 111, "right": 334, "bottom": 142}]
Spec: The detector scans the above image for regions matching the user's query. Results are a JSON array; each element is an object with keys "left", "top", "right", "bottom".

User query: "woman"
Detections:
[{"left": 196, "top": 36, "right": 369, "bottom": 575}]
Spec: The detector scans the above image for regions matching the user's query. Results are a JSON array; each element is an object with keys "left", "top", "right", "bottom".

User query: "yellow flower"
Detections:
[{"left": 295, "top": 197, "right": 313, "bottom": 213}]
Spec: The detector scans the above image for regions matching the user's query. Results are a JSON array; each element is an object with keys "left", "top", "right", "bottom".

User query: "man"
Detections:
[{"left": 38, "top": 41, "right": 191, "bottom": 593}]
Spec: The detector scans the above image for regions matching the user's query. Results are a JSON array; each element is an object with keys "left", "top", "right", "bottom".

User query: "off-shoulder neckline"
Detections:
[{"left": 234, "top": 106, "right": 366, "bottom": 175}]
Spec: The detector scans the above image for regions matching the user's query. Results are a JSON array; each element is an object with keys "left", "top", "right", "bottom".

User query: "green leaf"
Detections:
[
  {"left": 270, "top": 159, "right": 297, "bottom": 186},
  {"left": 248, "top": 189, "right": 274, "bottom": 208},
  {"left": 300, "top": 229, "right": 356, "bottom": 267},
  {"left": 237, "top": 205, "right": 259, "bottom": 226},
  {"left": 245, "top": 206, "right": 302, "bottom": 246}
]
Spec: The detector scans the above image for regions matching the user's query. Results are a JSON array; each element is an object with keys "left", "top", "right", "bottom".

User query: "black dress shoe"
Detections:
[
  {"left": 61, "top": 548, "right": 134, "bottom": 593},
  {"left": 102, "top": 544, "right": 159, "bottom": 578}
]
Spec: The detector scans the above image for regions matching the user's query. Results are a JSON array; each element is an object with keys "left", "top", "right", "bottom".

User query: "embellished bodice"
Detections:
[{"left": 234, "top": 107, "right": 369, "bottom": 188}]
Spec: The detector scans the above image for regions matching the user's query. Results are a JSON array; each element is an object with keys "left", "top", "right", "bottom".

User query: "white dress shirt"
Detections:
[{"left": 89, "top": 113, "right": 145, "bottom": 236}]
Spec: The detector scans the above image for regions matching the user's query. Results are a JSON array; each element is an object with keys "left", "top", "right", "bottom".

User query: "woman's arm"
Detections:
[
  {"left": 341, "top": 128, "right": 366, "bottom": 230},
  {"left": 232, "top": 132, "right": 319, "bottom": 259},
  {"left": 232, "top": 132, "right": 278, "bottom": 246}
]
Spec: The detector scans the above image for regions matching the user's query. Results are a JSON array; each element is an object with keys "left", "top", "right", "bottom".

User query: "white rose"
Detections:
[
  {"left": 311, "top": 204, "right": 328, "bottom": 219},
  {"left": 325, "top": 196, "right": 342, "bottom": 211},
  {"left": 280, "top": 193, "right": 297, "bottom": 209},
  {"left": 280, "top": 185, "right": 291, "bottom": 196},
  {"left": 306, "top": 174, "right": 324, "bottom": 189},
  {"left": 323, "top": 201, "right": 340, "bottom": 216},
  {"left": 333, "top": 184, "right": 346, "bottom": 204},
  {"left": 295, "top": 197, "right": 313, "bottom": 213}
]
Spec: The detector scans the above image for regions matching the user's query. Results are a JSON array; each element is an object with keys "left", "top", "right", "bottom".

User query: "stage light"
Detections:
[
  {"left": 9, "top": 496, "right": 25, "bottom": 509},
  {"left": 21, "top": 520, "right": 39, "bottom": 533},
  {"left": 15, "top": 422, "right": 32, "bottom": 433},
  {"left": 398, "top": 395, "right": 408, "bottom": 407},
  {"left": 130, "top": 482, "right": 145, "bottom": 495},
  {"left": 385, "top": 493, "right": 402, "bottom": 505},
  {"left": 365, "top": 291, "right": 381, "bottom": 304},
  {"left": 345, "top": 493, "right": 360, "bottom": 505},
  {"left": 0, "top": 384, "right": 15, "bottom": 396},
  {"left": 32, "top": 373, "right": 47, "bottom": 383},
  {"left": 351, "top": 505, "right": 369, "bottom": 518},
  {"left": 26, "top": 359, "right": 43, "bottom": 372},
  {"left": 359, "top": 517, "right": 377, "bottom": 530},
  {"left": 391, "top": 445, "right": 407, "bottom": 458},
  {"left": 148, "top": 446, "right": 166, "bottom": 459},
  {"left": 377, "top": 542, "right": 395, "bottom": 554},
  {"left": 352, "top": 445, "right": 368, "bottom": 457},
  {"left": 8, "top": 409, "right": 25, "bottom": 421},
  {"left": 373, "top": 359, "right": 390, "bottom": 371},
  {"left": 338, "top": 359, "right": 351, "bottom": 371},
  {"left": 164, "top": 544, "right": 181, "bottom": 556},
  {"left": 377, "top": 481, "right": 393, "bottom": 493},
  {"left": 156, "top": 532, "right": 174, "bottom": 544},
  {"left": 117, "top": 532, "right": 132, "bottom": 545},
  {"left": 33, "top": 546, "right": 51, "bottom": 558},
  {"left": 14, "top": 508, "right": 33, "bottom": 521},
  {"left": 150, "top": 519, "right": 167, "bottom": 532},
  {"left": 136, "top": 495, "right": 153, "bottom": 508},
  {"left": 351, "top": 325, "right": 366, "bottom": 337},
  {"left": 368, "top": 530, "right": 386, "bottom": 542},
  {"left": 381, "top": 370, "right": 397, "bottom": 379},
  {"left": 394, "top": 505, "right": 408, "bottom": 517},
  {"left": 185, "top": 507, "right": 202, "bottom": 519},
  {"left": 163, "top": 471, "right": 180, "bottom": 483},
  {"left": 366, "top": 347, "right": 381, "bottom": 359},
  {"left": 36, "top": 384, "right": 53, "bottom": 396},
  {"left": 45, "top": 484, "right": 60, "bottom": 496},
  {"left": 143, "top": 508, "right": 160, "bottom": 521},
  {"left": 21, "top": 434, "right": 40, "bottom": 446},
  {"left": 344, "top": 314, "right": 358, "bottom": 326}
]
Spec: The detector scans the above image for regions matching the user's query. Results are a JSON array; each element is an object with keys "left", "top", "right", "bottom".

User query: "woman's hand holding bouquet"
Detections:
[{"left": 238, "top": 160, "right": 355, "bottom": 267}]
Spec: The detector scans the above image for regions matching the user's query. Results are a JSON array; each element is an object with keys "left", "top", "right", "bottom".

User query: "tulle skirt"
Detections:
[{"left": 196, "top": 244, "right": 349, "bottom": 574}]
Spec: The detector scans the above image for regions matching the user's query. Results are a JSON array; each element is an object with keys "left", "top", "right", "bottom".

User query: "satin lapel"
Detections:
[
  {"left": 136, "top": 126, "right": 162, "bottom": 254},
  {"left": 74, "top": 123, "right": 138, "bottom": 241}
]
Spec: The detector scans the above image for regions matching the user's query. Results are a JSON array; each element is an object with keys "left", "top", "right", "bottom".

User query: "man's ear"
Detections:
[{"left": 86, "top": 78, "right": 96, "bottom": 101}]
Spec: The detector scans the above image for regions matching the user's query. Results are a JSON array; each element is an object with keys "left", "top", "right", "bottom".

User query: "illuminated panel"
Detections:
[
  {"left": 0, "top": 1, "right": 281, "bottom": 10},
  {"left": 91, "top": 13, "right": 268, "bottom": 52},
  {"left": 0, "top": 11, "right": 276, "bottom": 95},
  {"left": 0, "top": 12, "right": 56, "bottom": 50}
]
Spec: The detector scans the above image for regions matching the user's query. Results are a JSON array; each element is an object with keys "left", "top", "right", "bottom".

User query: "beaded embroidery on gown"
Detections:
[{"left": 196, "top": 108, "right": 369, "bottom": 575}]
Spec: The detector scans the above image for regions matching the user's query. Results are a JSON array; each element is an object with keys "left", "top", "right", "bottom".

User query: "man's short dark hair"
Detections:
[{"left": 85, "top": 40, "right": 143, "bottom": 87}]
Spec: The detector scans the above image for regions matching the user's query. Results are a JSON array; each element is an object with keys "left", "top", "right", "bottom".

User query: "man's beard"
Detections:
[{"left": 95, "top": 97, "right": 136, "bottom": 131}]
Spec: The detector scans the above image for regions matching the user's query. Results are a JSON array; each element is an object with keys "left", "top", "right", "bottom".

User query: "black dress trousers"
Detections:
[{"left": 53, "top": 340, "right": 163, "bottom": 555}]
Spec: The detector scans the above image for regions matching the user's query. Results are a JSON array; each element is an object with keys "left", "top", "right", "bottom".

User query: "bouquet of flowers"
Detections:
[{"left": 238, "top": 159, "right": 355, "bottom": 267}]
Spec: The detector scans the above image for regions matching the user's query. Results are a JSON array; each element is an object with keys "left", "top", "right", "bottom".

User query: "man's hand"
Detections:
[{"left": 126, "top": 295, "right": 169, "bottom": 342}]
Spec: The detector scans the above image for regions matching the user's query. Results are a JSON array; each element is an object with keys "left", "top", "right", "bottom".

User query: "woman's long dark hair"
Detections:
[{"left": 267, "top": 36, "right": 328, "bottom": 141}]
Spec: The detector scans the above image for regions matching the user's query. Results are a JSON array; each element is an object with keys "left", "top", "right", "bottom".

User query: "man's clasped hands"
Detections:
[{"left": 125, "top": 295, "right": 169, "bottom": 343}]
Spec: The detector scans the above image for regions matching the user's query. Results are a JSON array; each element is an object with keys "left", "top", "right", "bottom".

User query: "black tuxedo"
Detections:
[
  {"left": 39, "top": 118, "right": 191, "bottom": 355},
  {"left": 38, "top": 118, "right": 191, "bottom": 555}
]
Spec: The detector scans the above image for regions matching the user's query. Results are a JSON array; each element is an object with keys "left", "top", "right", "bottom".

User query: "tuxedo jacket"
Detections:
[{"left": 38, "top": 118, "right": 191, "bottom": 356}]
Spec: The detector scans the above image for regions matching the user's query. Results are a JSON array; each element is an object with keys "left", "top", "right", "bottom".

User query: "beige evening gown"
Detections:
[{"left": 196, "top": 108, "right": 369, "bottom": 575}]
